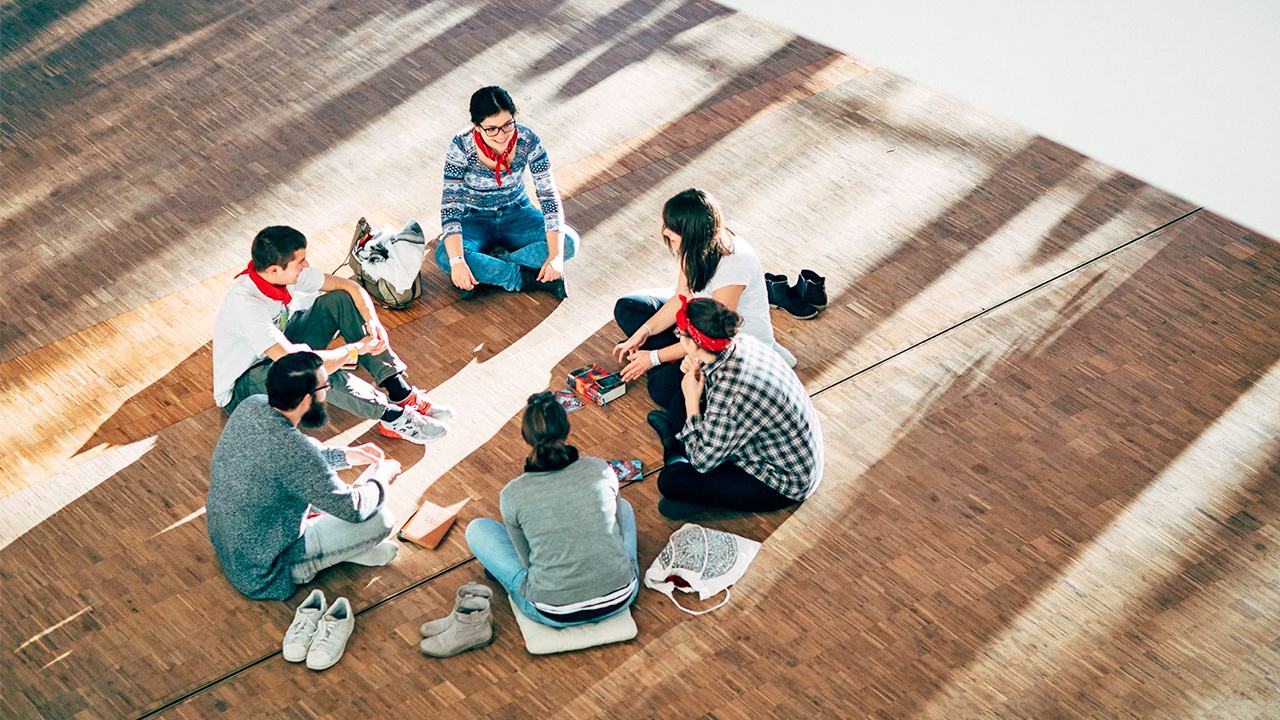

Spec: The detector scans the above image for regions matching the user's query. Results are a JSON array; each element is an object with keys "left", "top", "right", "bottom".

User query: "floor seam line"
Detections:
[{"left": 809, "top": 207, "right": 1204, "bottom": 400}]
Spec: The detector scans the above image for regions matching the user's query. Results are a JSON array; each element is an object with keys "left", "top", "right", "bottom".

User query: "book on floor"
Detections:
[
  {"left": 553, "top": 388, "right": 585, "bottom": 413},
  {"left": 568, "top": 363, "right": 628, "bottom": 406},
  {"left": 607, "top": 459, "right": 643, "bottom": 483},
  {"left": 398, "top": 498, "right": 468, "bottom": 549}
]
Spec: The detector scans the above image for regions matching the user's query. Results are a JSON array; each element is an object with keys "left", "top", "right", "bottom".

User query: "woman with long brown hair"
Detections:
[
  {"left": 612, "top": 188, "right": 795, "bottom": 435},
  {"left": 465, "top": 392, "right": 638, "bottom": 627}
]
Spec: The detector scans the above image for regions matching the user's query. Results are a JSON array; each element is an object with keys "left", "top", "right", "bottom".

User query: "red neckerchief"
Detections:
[
  {"left": 235, "top": 261, "right": 292, "bottom": 305},
  {"left": 676, "top": 295, "right": 732, "bottom": 352},
  {"left": 473, "top": 125, "right": 518, "bottom": 186}
]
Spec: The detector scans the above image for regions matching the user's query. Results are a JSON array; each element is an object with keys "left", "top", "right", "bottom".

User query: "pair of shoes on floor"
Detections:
[
  {"left": 379, "top": 388, "right": 452, "bottom": 444},
  {"left": 419, "top": 583, "right": 494, "bottom": 657},
  {"left": 518, "top": 266, "right": 568, "bottom": 300},
  {"left": 766, "top": 269, "right": 826, "bottom": 320},
  {"left": 283, "top": 590, "right": 355, "bottom": 671}
]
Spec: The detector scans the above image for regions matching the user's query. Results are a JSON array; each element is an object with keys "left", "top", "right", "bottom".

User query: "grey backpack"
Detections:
[{"left": 344, "top": 217, "right": 426, "bottom": 310}]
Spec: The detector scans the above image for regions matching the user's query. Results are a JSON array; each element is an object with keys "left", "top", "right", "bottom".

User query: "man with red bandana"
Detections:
[{"left": 212, "top": 225, "right": 451, "bottom": 445}]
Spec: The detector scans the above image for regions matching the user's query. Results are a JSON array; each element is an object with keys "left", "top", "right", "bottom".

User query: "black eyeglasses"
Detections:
[
  {"left": 478, "top": 119, "right": 516, "bottom": 137},
  {"left": 312, "top": 381, "right": 332, "bottom": 393}
]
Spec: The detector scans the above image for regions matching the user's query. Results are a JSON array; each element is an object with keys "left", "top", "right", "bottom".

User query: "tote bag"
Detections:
[{"left": 643, "top": 523, "right": 761, "bottom": 615}]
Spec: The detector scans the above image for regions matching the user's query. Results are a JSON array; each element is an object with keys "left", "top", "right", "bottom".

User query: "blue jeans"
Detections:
[
  {"left": 434, "top": 197, "right": 579, "bottom": 291},
  {"left": 466, "top": 498, "right": 638, "bottom": 628}
]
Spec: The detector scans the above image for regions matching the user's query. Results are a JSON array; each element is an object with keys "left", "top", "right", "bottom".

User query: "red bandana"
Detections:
[
  {"left": 676, "top": 295, "right": 732, "bottom": 352},
  {"left": 235, "top": 261, "right": 292, "bottom": 305},
  {"left": 473, "top": 125, "right": 518, "bottom": 186}
]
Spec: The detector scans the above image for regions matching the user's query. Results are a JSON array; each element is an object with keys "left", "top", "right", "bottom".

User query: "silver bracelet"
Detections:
[
  {"left": 449, "top": 255, "right": 465, "bottom": 267},
  {"left": 649, "top": 350, "right": 661, "bottom": 367}
]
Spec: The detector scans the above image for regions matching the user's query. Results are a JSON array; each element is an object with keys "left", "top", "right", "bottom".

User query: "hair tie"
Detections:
[{"left": 675, "top": 295, "right": 732, "bottom": 352}]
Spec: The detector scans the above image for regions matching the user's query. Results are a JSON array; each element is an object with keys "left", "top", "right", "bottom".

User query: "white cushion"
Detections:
[{"left": 507, "top": 596, "right": 637, "bottom": 655}]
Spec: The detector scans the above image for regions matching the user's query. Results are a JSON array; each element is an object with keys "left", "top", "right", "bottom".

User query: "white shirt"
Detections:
[
  {"left": 212, "top": 267, "right": 325, "bottom": 407},
  {"left": 693, "top": 236, "right": 795, "bottom": 366}
]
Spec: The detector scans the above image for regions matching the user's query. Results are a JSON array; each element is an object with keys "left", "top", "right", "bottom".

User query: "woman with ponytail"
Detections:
[
  {"left": 612, "top": 188, "right": 796, "bottom": 421},
  {"left": 465, "top": 392, "right": 638, "bottom": 627},
  {"left": 648, "top": 297, "right": 823, "bottom": 518},
  {"left": 434, "top": 86, "right": 579, "bottom": 300}
]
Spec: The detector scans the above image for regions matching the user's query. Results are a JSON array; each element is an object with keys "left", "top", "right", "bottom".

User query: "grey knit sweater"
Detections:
[
  {"left": 206, "top": 396, "right": 385, "bottom": 600},
  {"left": 499, "top": 456, "right": 636, "bottom": 607}
]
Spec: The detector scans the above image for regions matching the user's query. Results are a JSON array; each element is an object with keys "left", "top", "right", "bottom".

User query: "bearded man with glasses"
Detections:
[{"left": 206, "top": 352, "right": 403, "bottom": 601}]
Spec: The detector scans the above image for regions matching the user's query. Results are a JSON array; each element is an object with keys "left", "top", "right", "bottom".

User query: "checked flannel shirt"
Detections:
[{"left": 677, "top": 334, "right": 824, "bottom": 501}]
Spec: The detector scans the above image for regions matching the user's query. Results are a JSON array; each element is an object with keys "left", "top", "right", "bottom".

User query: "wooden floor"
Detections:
[{"left": 3, "top": 1, "right": 1277, "bottom": 718}]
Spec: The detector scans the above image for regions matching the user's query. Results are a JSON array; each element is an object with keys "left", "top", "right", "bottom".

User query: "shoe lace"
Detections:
[
  {"left": 311, "top": 619, "right": 337, "bottom": 652},
  {"left": 285, "top": 613, "right": 317, "bottom": 642}
]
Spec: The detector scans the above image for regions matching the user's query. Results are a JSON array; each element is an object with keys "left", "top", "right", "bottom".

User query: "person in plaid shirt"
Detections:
[{"left": 646, "top": 297, "right": 823, "bottom": 517}]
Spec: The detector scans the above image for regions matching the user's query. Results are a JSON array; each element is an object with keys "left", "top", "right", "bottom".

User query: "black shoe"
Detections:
[
  {"left": 765, "top": 273, "right": 789, "bottom": 309},
  {"left": 519, "top": 266, "right": 568, "bottom": 300},
  {"left": 647, "top": 409, "right": 677, "bottom": 449},
  {"left": 796, "top": 269, "right": 827, "bottom": 309},
  {"left": 777, "top": 283, "right": 819, "bottom": 320}
]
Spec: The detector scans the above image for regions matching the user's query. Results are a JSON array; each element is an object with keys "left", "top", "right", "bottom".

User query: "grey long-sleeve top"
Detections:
[
  {"left": 206, "top": 396, "right": 385, "bottom": 600},
  {"left": 498, "top": 456, "right": 635, "bottom": 607}
]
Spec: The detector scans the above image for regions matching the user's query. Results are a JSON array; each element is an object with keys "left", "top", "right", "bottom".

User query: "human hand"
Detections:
[
  {"left": 612, "top": 326, "right": 650, "bottom": 362},
  {"left": 450, "top": 262, "right": 477, "bottom": 291},
  {"left": 374, "top": 458, "right": 403, "bottom": 484},
  {"left": 364, "top": 319, "right": 390, "bottom": 355},
  {"left": 680, "top": 358, "right": 704, "bottom": 400},
  {"left": 353, "top": 336, "right": 377, "bottom": 355},
  {"left": 620, "top": 350, "right": 653, "bottom": 382},
  {"left": 537, "top": 253, "right": 563, "bottom": 283},
  {"left": 344, "top": 443, "right": 384, "bottom": 467},
  {"left": 679, "top": 355, "right": 700, "bottom": 374}
]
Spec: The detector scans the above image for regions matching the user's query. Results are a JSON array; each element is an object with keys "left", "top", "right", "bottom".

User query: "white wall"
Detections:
[{"left": 718, "top": 0, "right": 1280, "bottom": 239}]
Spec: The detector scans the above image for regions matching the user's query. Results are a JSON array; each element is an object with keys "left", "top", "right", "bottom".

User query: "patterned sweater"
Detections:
[{"left": 440, "top": 124, "right": 564, "bottom": 238}]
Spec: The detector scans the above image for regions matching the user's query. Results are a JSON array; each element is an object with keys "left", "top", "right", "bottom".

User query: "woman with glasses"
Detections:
[
  {"left": 648, "top": 297, "right": 822, "bottom": 519},
  {"left": 434, "top": 86, "right": 578, "bottom": 300},
  {"left": 464, "top": 392, "right": 639, "bottom": 627},
  {"left": 611, "top": 188, "right": 796, "bottom": 435}
]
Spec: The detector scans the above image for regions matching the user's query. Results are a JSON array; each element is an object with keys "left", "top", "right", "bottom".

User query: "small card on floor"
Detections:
[
  {"left": 553, "top": 388, "right": 585, "bottom": 413},
  {"left": 398, "top": 499, "right": 466, "bottom": 549},
  {"left": 607, "top": 459, "right": 643, "bottom": 483}
]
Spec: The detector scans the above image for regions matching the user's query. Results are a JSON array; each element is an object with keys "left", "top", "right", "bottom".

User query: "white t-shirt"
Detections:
[
  {"left": 212, "top": 267, "right": 325, "bottom": 407},
  {"left": 692, "top": 236, "right": 794, "bottom": 365}
]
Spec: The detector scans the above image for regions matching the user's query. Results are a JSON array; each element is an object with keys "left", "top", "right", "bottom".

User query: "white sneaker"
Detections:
[
  {"left": 282, "top": 589, "right": 326, "bottom": 662},
  {"left": 397, "top": 388, "right": 455, "bottom": 420},
  {"left": 379, "top": 407, "right": 449, "bottom": 444},
  {"left": 306, "top": 596, "right": 355, "bottom": 671}
]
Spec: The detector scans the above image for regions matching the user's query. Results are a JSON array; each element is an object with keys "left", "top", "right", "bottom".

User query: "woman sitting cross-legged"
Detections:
[
  {"left": 434, "top": 85, "right": 579, "bottom": 300},
  {"left": 612, "top": 187, "right": 796, "bottom": 437},
  {"left": 465, "top": 392, "right": 639, "bottom": 627},
  {"left": 648, "top": 297, "right": 823, "bottom": 519}
]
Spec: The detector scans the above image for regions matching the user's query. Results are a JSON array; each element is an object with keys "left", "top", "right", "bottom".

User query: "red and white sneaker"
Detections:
[
  {"left": 379, "top": 407, "right": 449, "bottom": 444},
  {"left": 396, "top": 388, "right": 454, "bottom": 420}
]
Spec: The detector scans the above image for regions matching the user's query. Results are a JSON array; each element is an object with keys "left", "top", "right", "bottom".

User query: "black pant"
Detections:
[
  {"left": 657, "top": 459, "right": 796, "bottom": 512},
  {"left": 613, "top": 293, "right": 687, "bottom": 425}
]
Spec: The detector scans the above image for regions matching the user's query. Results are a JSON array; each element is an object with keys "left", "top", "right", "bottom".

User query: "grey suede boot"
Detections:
[
  {"left": 419, "top": 583, "right": 493, "bottom": 637},
  {"left": 418, "top": 596, "right": 493, "bottom": 657}
]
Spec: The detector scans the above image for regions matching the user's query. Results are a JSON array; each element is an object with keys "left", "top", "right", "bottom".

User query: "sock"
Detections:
[
  {"left": 346, "top": 540, "right": 399, "bottom": 567},
  {"left": 380, "top": 374, "right": 412, "bottom": 403},
  {"left": 381, "top": 407, "right": 404, "bottom": 423}
]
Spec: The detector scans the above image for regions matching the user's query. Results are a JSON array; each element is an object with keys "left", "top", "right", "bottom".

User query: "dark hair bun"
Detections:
[{"left": 685, "top": 298, "right": 741, "bottom": 341}]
